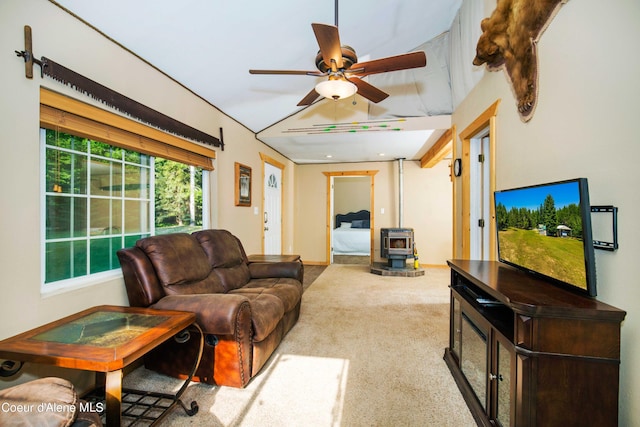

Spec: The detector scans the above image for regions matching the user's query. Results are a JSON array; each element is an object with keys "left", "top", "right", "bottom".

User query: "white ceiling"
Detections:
[{"left": 54, "top": 0, "right": 462, "bottom": 163}]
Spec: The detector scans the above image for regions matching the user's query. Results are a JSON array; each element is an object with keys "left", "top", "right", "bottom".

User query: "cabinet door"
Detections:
[
  {"left": 461, "top": 312, "right": 489, "bottom": 411},
  {"left": 451, "top": 296, "right": 462, "bottom": 360},
  {"left": 493, "top": 335, "right": 514, "bottom": 427}
]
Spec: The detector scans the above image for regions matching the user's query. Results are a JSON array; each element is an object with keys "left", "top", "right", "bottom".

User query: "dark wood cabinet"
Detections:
[{"left": 444, "top": 260, "right": 626, "bottom": 427}]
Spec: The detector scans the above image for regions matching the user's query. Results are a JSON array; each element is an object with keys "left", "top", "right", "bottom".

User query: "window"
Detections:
[
  {"left": 39, "top": 88, "right": 215, "bottom": 292},
  {"left": 42, "top": 129, "right": 208, "bottom": 288}
]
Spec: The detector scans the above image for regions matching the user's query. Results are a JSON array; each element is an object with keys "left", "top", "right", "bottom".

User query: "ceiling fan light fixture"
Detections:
[{"left": 315, "top": 79, "right": 357, "bottom": 101}]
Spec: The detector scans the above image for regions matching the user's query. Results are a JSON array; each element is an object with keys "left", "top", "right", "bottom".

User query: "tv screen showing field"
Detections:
[{"left": 495, "top": 181, "right": 587, "bottom": 290}]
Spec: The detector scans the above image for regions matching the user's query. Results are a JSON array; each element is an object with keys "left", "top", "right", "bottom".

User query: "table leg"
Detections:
[
  {"left": 121, "top": 323, "right": 204, "bottom": 424},
  {"left": 104, "top": 369, "right": 122, "bottom": 427}
]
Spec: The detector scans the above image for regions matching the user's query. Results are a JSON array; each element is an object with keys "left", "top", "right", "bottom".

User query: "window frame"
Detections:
[{"left": 39, "top": 89, "right": 214, "bottom": 294}]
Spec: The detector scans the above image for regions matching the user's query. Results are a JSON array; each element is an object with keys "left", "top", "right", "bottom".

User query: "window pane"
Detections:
[
  {"left": 46, "top": 195, "right": 71, "bottom": 239},
  {"left": 73, "top": 240, "right": 88, "bottom": 278},
  {"left": 124, "top": 165, "right": 149, "bottom": 199},
  {"left": 155, "top": 159, "right": 203, "bottom": 234},
  {"left": 90, "top": 237, "right": 119, "bottom": 274},
  {"left": 111, "top": 146, "right": 124, "bottom": 160},
  {"left": 73, "top": 197, "right": 88, "bottom": 238},
  {"left": 91, "top": 140, "right": 116, "bottom": 158},
  {"left": 72, "top": 154, "right": 88, "bottom": 195},
  {"left": 124, "top": 234, "right": 149, "bottom": 248},
  {"left": 49, "top": 150, "right": 71, "bottom": 194},
  {"left": 45, "top": 241, "right": 71, "bottom": 282},
  {"left": 111, "top": 200, "right": 122, "bottom": 234},
  {"left": 45, "top": 147, "right": 58, "bottom": 193},
  {"left": 124, "top": 200, "right": 150, "bottom": 234},
  {"left": 125, "top": 150, "right": 150, "bottom": 166},
  {"left": 46, "top": 130, "right": 72, "bottom": 150},
  {"left": 90, "top": 198, "right": 111, "bottom": 235},
  {"left": 45, "top": 240, "right": 87, "bottom": 283},
  {"left": 90, "top": 158, "right": 112, "bottom": 196},
  {"left": 70, "top": 136, "right": 89, "bottom": 153},
  {"left": 111, "top": 162, "right": 123, "bottom": 197}
]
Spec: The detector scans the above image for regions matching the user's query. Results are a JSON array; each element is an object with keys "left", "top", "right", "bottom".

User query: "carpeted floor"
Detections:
[{"left": 123, "top": 265, "right": 475, "bottom": 426}]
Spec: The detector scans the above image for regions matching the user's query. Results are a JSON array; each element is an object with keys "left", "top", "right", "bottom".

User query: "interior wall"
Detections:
[
  {"left": 0, "top": 0, "right": 293, "bottom": 374},
  {"left": 453, "top": 0, "right": 640, "bottom": 424},
  {"left": 295, "top": 159, "right": 452, "bottom": 266},
  {"left": 334, "top": 177, "right": 370, "bottom": 217}
]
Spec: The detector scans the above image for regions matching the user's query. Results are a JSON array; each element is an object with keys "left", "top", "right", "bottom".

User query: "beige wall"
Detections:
[
  {"left": 294, "top": 159, "right": 452, "bottom": 265},
  {"left": 334, "top": 176, "right": 370, "bottom": 217},
  {"left": 453, "top": 0, "right": 640, "bottom": 424},
  {"left": 0, "top": 0, "right": 292, "bottom": 366}
]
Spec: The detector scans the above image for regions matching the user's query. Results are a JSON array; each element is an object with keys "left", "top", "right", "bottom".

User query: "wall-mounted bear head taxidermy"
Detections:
[{"left": 473, "top": 0, "right": 569, "bottom": 122}]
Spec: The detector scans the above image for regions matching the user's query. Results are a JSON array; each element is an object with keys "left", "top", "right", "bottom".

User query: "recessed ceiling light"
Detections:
[
  {"left": 326, "top": 154, "right": 333, "bottom": 158},
  {"left": 378, "top": 153, "right": 385, "bottom": 157}
]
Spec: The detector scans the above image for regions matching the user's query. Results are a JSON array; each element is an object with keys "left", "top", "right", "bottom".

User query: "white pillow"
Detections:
[{"left": 340, "top": 222, "right": 352, "bottom": 229}]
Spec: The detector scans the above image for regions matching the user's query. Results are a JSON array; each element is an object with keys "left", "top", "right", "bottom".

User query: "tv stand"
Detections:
[{"left": 444, "top": 259, "right": 626, "bottom": 427}]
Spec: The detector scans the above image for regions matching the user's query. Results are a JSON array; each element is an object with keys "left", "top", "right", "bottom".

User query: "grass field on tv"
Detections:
[{"left": 497, "top": 228, "right": 587, "bottom": 290}]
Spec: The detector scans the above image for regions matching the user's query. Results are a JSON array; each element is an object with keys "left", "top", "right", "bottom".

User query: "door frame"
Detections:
[
  {"left": 323, "top": 170, "right": 378, "bottom": 264},
  {"left": 260, "top": 153, "right": 285, "bottom": 254},
  {"left": 456, "top": 100, "right": 500, "bottom": 260}
]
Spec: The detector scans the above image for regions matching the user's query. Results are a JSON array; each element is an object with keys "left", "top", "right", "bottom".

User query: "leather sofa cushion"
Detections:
[
  {"left": 213, "top": 265, "right": 251, "bottom": 292},
  {"left": 231, "top": 278, "right": 302, "bottom": 313},
  {"left": 241, "top": 293, "right": 285, "bottom": 342},
  {"left": 152, "top": 293, "right": 250, "bottom": 335},
  {"left": 0, "top": 377, "right": 79, "bottom": 427},
  {"left": 194, "top": 230, "right": 246, "bottom": 268},
  {"left": 194, "top": 230, "right": 250, "bottom": 291},
  {"left": 163, "top": 274, "right": 225, "bottom": 296},
  {"left": 136, "top": 233, "right": 211, "bottom": 287}
]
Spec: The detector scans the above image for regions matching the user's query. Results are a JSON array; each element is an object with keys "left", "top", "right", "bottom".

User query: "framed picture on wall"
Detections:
[{"left": 235, "top": 162, "right": 251, "bottom": 206}]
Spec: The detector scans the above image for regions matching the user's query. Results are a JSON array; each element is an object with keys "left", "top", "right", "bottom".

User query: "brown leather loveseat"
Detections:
[{"left": 116, "top": 229, "right": 303, "bottom": 388}]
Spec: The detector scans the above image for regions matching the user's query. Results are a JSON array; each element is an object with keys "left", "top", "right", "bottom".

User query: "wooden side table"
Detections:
[
  {"left": 247, "top": 254, "right": 301, "bottom": 263},
  {"left": 0, "top": 305, "right": 203, "bottom": 427}
]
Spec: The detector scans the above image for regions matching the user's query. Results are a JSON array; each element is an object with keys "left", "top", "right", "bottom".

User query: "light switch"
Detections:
[
  {"left": 254, "top": 207, "right": 259, "bottom": 215},
  {"left": 380, "top": 208, "right": 385, "bottom": 214}
]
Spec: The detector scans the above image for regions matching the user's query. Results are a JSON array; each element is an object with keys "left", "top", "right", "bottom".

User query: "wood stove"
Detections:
[{"left": 380, "top": 228, "right": 414, "bottom": 269}]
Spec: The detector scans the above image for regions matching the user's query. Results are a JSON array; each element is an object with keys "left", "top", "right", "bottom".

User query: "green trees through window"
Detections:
[
  {"left": 43, "top": 129, "right": 206, "bottom": 285},
  {"left": 154, "top": 158, "right": 203, "bottom": 234}
]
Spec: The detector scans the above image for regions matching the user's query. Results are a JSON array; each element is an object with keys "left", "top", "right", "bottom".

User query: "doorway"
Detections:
[
  {"left": 457, "top": 100, "right": 500, "bottom": 260},
  {"left": 261, "top": 153, "right": 284, "bottom": 254},
  {"left": 323, "top": 170, "right": 377, "bottom": 265},
  {"left": 469, "top": 133, "right": 490, "bottom": 260}
]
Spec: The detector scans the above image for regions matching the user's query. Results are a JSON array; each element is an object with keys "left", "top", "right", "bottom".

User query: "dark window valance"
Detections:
[{"left": 40, "top": 87, "right": 216, "bottom": 170}]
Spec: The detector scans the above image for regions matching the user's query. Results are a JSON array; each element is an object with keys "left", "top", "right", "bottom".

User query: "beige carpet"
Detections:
[{"left": 123, "top": 265, "right": 475, "bottom": 426}]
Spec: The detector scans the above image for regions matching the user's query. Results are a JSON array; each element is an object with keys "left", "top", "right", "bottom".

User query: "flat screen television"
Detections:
[{"left": 494, "top": 178, "right": 597, "bottom": 296}]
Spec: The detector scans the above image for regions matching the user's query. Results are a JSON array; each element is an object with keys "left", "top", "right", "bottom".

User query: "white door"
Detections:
[
  {"left": 470, "top": 135, "right": 490, "bottom": 260},
  {"left": 263, "top": 162, "right": 282, "bottom": 254}
]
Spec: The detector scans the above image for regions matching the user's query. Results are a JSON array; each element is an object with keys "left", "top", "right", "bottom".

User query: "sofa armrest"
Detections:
[
  {"left": 117, "top": 246, "right": 164, "bottom": 307},
  {"left": 151, "top": 294, "right": 251, "bottom": 336},
  {"left": 248, "top": 261, "right": 304, "bottom": 283},
  {"left": 150, "top": 293, "right": 253, "bottom": 388}
]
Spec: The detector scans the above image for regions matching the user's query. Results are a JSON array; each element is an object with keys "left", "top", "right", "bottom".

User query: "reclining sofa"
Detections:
[{"left": 116, "top": 229, "right": 303, "bottom": 388}]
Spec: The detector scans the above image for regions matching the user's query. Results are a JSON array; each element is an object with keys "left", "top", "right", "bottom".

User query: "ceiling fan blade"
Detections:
[
  {"left": 348, "top": 51, "right": 426, "bottom": 77},
  {"left": 311, "top": 23, "right": 343, "bottom": 70},
  {"left": 297, "top": 88, "right": 321, "bottom": 106},
  {"left": 249, "top": 69, "right": 325, "bottom": 76},
  {"left": 348, "top": 77, "right": 389, "bottom": 103}
]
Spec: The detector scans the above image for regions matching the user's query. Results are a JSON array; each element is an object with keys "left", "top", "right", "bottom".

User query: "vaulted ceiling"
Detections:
[{"left": 53, "top": 0, "right": 463, "bottom": 163}]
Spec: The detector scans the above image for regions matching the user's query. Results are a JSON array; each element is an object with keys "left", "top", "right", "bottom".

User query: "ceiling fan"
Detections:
[{"left": 249, "top": 6, "right": 427, "bottom": 107}]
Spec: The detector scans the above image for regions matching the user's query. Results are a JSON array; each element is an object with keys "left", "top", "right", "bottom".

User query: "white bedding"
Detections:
[{"left": 333, "top": 227, "right": 370, "bottom": 255}]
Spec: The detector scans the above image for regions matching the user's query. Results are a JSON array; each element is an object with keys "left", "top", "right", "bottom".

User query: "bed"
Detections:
[{"left": 333, "top": 210, "right": 371, "bottom": 255}]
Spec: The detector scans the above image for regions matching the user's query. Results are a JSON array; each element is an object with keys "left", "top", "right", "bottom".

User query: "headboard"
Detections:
[{"left": 335, "top": 210, "right": 370, "bottom": 229}]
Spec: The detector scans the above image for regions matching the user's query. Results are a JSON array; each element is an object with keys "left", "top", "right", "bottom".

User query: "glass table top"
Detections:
[{"left": 32, "top": 311, "right": 169, "bottom": 348}]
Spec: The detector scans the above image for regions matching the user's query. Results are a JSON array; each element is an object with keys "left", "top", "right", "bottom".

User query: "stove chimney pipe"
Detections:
[{"left": 397, "top": 158, "right": 405, "bottom": 228}]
